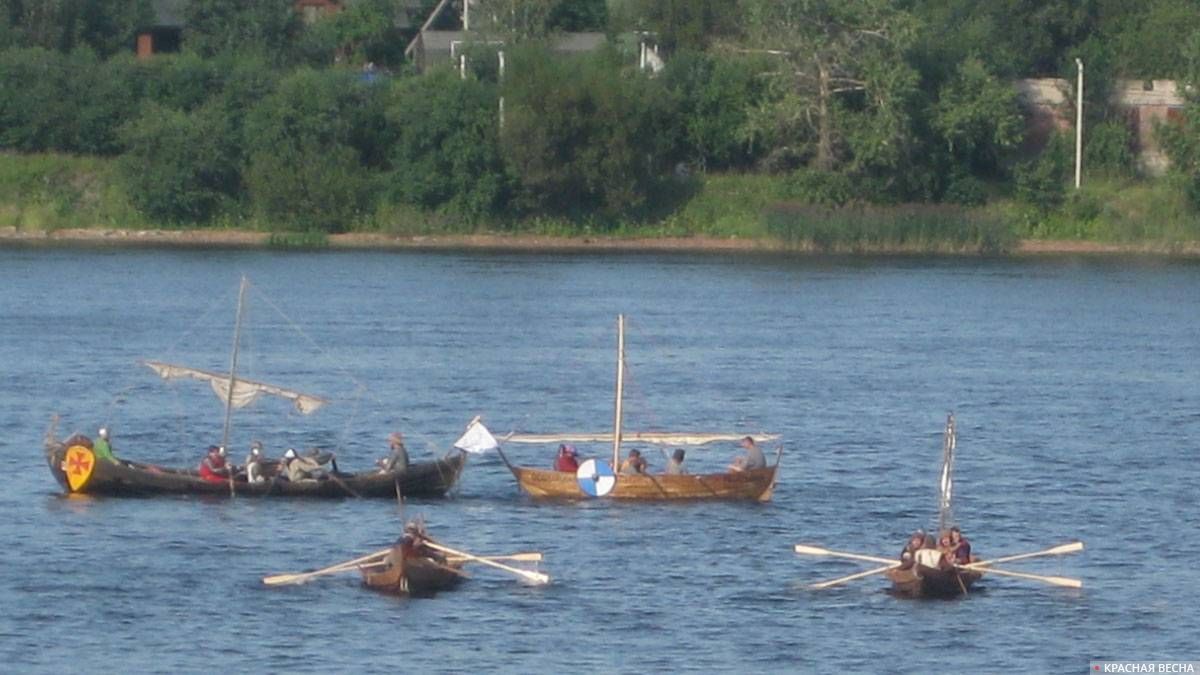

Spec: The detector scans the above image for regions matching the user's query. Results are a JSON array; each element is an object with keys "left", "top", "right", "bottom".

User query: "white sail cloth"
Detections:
[
  {"left": 142, "top": 360, "right": 326, "bottom": 415},
  {"left": 501, "top": 432, "right": 780, "bottom": 446}
]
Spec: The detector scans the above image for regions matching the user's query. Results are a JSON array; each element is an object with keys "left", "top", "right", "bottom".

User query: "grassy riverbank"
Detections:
[{"left": 4, "top": 152, "right": 1200, "bottom": 254}]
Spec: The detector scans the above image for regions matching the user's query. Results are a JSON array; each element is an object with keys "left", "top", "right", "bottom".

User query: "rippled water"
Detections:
[{"left": 1, "top": 247, "right": 1197, "bottom": 672}]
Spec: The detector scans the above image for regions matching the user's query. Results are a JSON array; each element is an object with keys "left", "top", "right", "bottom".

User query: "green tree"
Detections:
[
  {"left": 932, "top": 57, "right": 1024, "bottom": 176},
  {"left": 1, "top": 0, "right": 151, "bottom": 56},
  {"left": 660, "top": 50, "right": 768, "bottom": 170},
  {"left": 243, "top": 68, "right": 376, "bottom": 231},
  {"left": 118, "top": 102, "right": 242, "bottom": 223},
  {"left": 386, "top": 69, "right": 510, "bottom": 217},
  {"left": 740, "top": 0, "right": 922, "bottom": 175},
  {"left": 183, "top": 0, "right": 299, "bottom": 62},
  {"left": 610, "top": 0, "right": 738, "bottom": 53},
  {"left": 501, "top": 47, "right": 671, "bottom": 217}
]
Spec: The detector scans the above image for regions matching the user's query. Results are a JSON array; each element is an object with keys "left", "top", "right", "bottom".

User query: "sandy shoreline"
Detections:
[{"left": 2, "top": 226, "right": 1199, "bottom": 257}]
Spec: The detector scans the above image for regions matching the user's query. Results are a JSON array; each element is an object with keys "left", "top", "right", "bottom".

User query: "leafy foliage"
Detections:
[
  {"left": 385, "top": 69, "right": 510, "bottom": 218},
  {"left": 501, "top": 47, "right": 672, "bottom": 218},
  {"left": 118, "top": 102, "right": 242, "bottom": 223}
]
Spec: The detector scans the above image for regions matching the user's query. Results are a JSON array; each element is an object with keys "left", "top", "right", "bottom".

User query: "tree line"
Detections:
[{"left": 4, "top": 0, "right": 1200, "bottom": 232}]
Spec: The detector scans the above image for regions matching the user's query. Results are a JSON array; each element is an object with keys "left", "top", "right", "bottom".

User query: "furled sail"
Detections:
[
  {"left": 502, "top": 432, "right": 780, "bottom": 446},
  {"left": 142, "top": 360, "right": 326, "bottom": 415},
  {"left": 937, "top": 414, "right": 956, "bottom": 532}
]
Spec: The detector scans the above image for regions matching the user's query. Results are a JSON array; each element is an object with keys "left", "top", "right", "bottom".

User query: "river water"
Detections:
[{"left": 0, "top": 246, "right": 1196, "bottom": 673}]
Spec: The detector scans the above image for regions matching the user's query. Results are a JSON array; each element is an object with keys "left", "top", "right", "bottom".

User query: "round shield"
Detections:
[
  {"left": 62, "top": 445, "right": 96, "bottom": 493},
  {"left": 576, "top": 459, "right": 615, "bottom": 497}
]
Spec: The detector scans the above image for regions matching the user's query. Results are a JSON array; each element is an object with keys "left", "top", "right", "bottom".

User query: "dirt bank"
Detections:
[{"left": 2, "top": 226, "right": 1198, "bottom": 257}]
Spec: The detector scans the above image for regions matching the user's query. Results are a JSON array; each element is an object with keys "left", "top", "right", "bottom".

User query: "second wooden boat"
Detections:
[{"left": 497, "top": 315, "right": 781, "bottom": 501}]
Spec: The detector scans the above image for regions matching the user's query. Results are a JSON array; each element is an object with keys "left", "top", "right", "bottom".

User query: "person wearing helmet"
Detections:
[
  {"left": 93, "top": 427, "right": 118, "bottom": 464},
  {"left": 244, "top": 441, "right": 266, "bottom": 484}
]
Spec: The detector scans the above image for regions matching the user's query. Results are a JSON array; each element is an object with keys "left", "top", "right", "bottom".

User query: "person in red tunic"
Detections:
[
  {"left": 199, "top": 445, "right": 231, "bottom": 483},
  {"left": 554, "top": 444, "right": 580, "bottom": 472},
  {"left": 949, "top": 526, "right": 974, "bottom": 564}
]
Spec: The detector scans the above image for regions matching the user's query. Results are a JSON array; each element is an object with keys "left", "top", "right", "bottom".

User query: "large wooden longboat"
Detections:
[
  {"left": 44, "top": 277, "right": 467, "bottom": 499},
  {"left": 45, "top": 434, "right": 466, "bottom": 499},
  {"left": 498, "top": 315, "right": 781, "bottom": 502}
]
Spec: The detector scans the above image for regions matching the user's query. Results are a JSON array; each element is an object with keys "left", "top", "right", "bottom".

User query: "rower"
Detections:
[
  {"left": 914, "top": 534, "right": 950, "bottom": 570},
  {"left": 897, "top": 531, "right": 925, "bottom": 570},
  {"left": 282, "top": 448, "right": 329, "bottom": 481},
  {"left": 665, "top": 448, "right": 687, "bottom": 475},
  {"left": 378, "top": 432, "right": 409, "bottom": 473},
  {"left": 619, "top": 448, "right": 648, "bottom": 475},
  {"left": 948, "top": 526, "right": 973, "bottom": 564},
  {"left": 199, "top": 445, "right": 231, "bottom": 483},
  {"left": 728, "top": 436, "right": 766, "bottom": 472},
  {"left": 554, "top": 444, "right": 580, "bottom": 472}
]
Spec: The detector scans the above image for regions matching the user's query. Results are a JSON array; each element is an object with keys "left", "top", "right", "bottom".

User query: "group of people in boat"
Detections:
[
  {"left": 552, "top": 436, "right": 768, "bottom": 475},
  {"left": 193, "top": 431, "right": 411, "bottom": 484},
  {"left": 897, "top": 526, "right": 974, "bottom": 571}
]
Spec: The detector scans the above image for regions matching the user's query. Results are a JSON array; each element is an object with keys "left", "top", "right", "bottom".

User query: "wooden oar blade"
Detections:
[
  {"left": 977, "top": 566, "right": 1083, "bottom": 588},
  {"left": 793, "top": 544, "right": 894, "bottom": 565},
  {"left": 963, "top": 541, "right": 1085, "bottom": 570},
  {"left": 262, "top": 547, "right": 391, "bottom": 586},
  {"left": 810, "top": 564, "right": 899, "bottom": 590},
  {"left": 793, "top": 544, "right": 834, "bottom": 557}
]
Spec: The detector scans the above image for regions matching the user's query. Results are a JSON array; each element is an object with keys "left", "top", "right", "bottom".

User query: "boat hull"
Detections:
[
  {"left": 360, "top": 557, "right": 465, "bottom": 596},
  {"left": 510, "top": 465, "right": 778, "bottom": 501},
  {"left": 46, "top": 439, "right": 466, "bottom": 499},
  {"left": 886, "top": 565, "right": 982, "bottom": 599}
]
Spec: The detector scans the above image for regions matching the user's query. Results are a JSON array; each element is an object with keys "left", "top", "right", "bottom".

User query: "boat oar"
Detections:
[
  {"left": 793, "top": 544, "right": 894, "bottom": 566},
  {"left": 809, "top": 564, "right": 899, "bottom": 590},
  {"left": 423, "top": 541, "right": 550, "bottom": 585},
  {"left": 262, "top": 547, "right": 391, "bottom": 586},
  {"left": 960, "top": 541, "right": 1084, "bottom": 571},
  {"left": 971, "top": 566, "right": 1082, "bottom": 589},
  {"left": 446, "top": 552, "right": 544, "bottom": 564}
]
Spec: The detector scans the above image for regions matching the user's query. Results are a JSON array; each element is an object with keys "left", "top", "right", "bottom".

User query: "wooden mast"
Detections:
[
  {"left": 611, "top": 315, "right": 625, "bottom": 470},
  {"left": 221, "top": 276, "right": 249, "bottom": 496}
]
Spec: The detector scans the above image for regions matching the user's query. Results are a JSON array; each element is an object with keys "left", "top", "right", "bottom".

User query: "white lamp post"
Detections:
[{"left": 1075, "top": 58, "right": 1083, "bottom": 190}]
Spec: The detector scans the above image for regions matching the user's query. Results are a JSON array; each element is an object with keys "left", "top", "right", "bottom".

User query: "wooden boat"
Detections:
[
  {"left": 885, "top": 564, "right": 983, "bottom": 599},
  {"left": 360, "top": 555, "right": 466, "bottom": 596},
  {"left": 888, "top": 414, "right": 977, "bottom": 598},
  {"left": 497, "top": 315, "right": 781, "bottom": 501},
  {"left": 44, "top": 277, "right": 467, "bottom": 499},
  {"left": 44, "top": 433, "right": 466, "bottom": 498}
]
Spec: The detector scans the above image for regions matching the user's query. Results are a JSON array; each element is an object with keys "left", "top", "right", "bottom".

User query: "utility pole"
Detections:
[{"left": 1075, "top": 58, "right": 1084, "bottom": 190}]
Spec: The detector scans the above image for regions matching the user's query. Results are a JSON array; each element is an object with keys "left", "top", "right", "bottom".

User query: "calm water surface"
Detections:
[{"left": 0, "top": 247, "right": 1197, "bottom": 673}]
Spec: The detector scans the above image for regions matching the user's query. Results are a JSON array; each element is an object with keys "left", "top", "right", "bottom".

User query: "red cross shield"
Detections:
[{"left": 62, "top": 445, "right": 95, "bottom": 492}]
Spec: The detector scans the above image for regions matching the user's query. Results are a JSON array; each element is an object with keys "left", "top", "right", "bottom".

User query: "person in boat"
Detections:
[
  {"left": 377, "top": 432, "right": 409, "bottom": 473},
  {"left": 92, "top": 427, "right": 118, "bottom": 464},
  {"left": 199, "top": 445, "right": 231, "bottom": 483},
  {"left": 619, "top": 448, "right": 648, "bottom": 475},
  {"left": 938, "top": 531, "right": 953, "bottom": 556},
  {"left": 243, "top": 441, "right": 266, "bottom": 484},
  {"left": 281, "top": 448, "right": 329, "bottom": 482},
  {"left": 897, "top": 531, "right": 925, "bottom": 570},
  {"left": 728, "top": 436, "right": 766, "bottom": 472},
  {"left": 913, "top": 534, "right": 952, "bottom": 571},
  {"left": 554, "top": 444, "right": 580, "bottom": 472},
  {"left": 948, "top": 526, "right": 973, "bottom": 565},
  {"left": 665, "top": 448, "right": 687, "bottom": 475}
]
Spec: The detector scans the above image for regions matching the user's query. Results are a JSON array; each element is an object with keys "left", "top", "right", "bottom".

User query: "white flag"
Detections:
[{"left": 454, "top": 420, "right": 498, "bottom": 454}]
